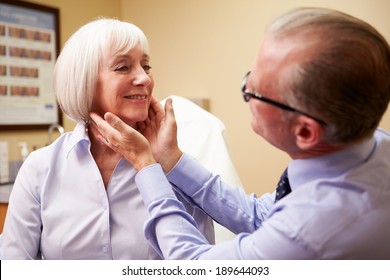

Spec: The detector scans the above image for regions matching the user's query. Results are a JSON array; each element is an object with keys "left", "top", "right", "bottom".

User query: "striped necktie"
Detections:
[{"left": 275, "top": 169, "right": 292, "bottom": 202}]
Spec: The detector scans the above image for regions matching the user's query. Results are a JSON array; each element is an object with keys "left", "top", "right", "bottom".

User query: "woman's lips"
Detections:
[{"left": 123, "top": 94, "right": 147, "bottom": 100}]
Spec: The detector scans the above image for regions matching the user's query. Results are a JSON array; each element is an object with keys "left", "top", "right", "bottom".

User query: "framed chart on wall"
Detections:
[{"left": 0, "top": 0, "right": 61, "bottom": 131}]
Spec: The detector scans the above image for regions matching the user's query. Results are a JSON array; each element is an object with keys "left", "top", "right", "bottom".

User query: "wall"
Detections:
[
  {"left": 0, "top": 0, "right": 121, "bottom": 161},
  {"left": 2, "top": 0, "right": 390, "bottom": 196},
  {"left": 122, "top": 0, "right": 390, "bottom": 195}
]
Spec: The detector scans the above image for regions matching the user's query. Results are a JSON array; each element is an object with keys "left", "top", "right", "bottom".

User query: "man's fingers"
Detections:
[
  {"left": 103, "top": 112, "right": 143, "bottom": 146},
  {"left": 150, "top": 97, "right": 164, "bottom": 114},
  {"left": 90, "top": 112, "right": 114, "bottom": 135},
  {"left": 164, "top": 98, "right": 176, "bottom": 124},
  {"left": 90, "top": 112, "right": 126, "bottom": 143},
  {"left": 103, "top": 112, "right": 130, "bottom": 134}
]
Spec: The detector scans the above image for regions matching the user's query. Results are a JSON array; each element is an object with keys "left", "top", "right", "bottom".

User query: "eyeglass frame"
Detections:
[{"left": 241, "top": 71, "right": 327, "bottom": 126}]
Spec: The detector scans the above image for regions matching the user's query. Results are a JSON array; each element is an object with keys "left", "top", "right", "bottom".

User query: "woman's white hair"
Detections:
[{"left": 53, "top": 18, "right": 149, "bottom": 123}]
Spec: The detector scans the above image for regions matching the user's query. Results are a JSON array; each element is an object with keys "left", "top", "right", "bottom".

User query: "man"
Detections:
[{"left": 90, "top": 7, "right": 390, "bottom": 259}]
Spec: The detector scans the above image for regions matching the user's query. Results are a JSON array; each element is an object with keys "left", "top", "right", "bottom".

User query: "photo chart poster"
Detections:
[{"left": 0, "top": 2, "right": 59, "bottom": 126}]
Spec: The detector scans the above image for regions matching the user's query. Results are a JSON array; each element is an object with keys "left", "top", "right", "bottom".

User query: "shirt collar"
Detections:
[
  {"left": 65, "top": 122, "right": 90, "bottom": 158},
  {"left": 288, "top": 136, "right": 376, "bottom": 191}
]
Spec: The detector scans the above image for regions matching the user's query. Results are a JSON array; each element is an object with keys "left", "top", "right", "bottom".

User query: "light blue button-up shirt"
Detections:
[
  {"left": 136, "top": 129, "right": 390, "bottom": 259},
  {"left": 0, "top": 123, "right": 214, "bottom": 259}
]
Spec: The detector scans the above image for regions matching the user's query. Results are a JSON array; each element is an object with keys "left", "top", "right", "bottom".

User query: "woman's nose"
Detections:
[{"left": 133, "top": 67, "right": 152, "bottom": 86}]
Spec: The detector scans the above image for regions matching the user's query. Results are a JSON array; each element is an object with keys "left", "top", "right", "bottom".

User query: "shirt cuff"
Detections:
[
  {"left": 135, "top": 163, "right": 175, "bottom": 206},
  {"left": 166, "top": 153, "right": 212, "bottom": 197}
]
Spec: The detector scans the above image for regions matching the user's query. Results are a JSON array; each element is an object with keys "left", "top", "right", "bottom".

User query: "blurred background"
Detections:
[{"left": 1, "top": 0, "right": 390, "bottom": 196}]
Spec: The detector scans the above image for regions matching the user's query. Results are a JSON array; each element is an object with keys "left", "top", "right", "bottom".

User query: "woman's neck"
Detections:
[{"left": 87, "top": 123, "right": 123, "bottom": 188}]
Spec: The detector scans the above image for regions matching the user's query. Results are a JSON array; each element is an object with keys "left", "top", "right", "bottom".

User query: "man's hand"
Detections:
[
  {"left": 89, "top": 97, "right": 182, "bottom": 172},
  {"left": 90, "top": 112, "right": 156, "bottom": 171},
  {"left": 138, "top": 97, "right": 183, "bottom": 173}
]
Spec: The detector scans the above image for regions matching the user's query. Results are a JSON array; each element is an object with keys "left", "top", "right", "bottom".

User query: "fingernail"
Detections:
[{"left": 104, "top": 112, "right": 113, "bottom": 122}]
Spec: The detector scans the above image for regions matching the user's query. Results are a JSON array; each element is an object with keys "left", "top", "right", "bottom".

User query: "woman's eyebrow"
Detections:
[
  {"left": 112, "top": 55, "right": 130, "bottom": 62},
  {"left": 107, "top": 53, "right": 150, "bottom": 68},
  {"left": 142, "top": 54, "right": 150, "bottom": 61},
  {"left": 113, "top": 53, "right": 150, "bottom": 61}
]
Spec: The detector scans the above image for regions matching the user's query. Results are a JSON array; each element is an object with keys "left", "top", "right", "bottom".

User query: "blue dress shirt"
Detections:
[
  {"left": 0, "top": 123, "right": 214, "bottom": 259},
  {"left": 136, "top": 129, "right": 390, "bottom": 259}
]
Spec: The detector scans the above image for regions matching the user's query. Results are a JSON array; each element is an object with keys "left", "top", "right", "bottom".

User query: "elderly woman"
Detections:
[{"left": 0, "top": 18, "right": 214, "bottom": 259}]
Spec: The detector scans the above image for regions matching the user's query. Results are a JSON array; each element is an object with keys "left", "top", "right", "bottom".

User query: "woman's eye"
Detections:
[
  {"left": 113, "top": 64, "right": 151, "bottom": 73},
  {"left": 143, "top": 65, "right": 152, "bottom": 73},
  {"left": 115, "top": 65, "right": 129, "bottom": 72}
]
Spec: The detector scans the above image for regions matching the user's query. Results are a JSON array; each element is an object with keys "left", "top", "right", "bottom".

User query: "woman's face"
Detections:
[{"left": 92, "top": 44, "right": 154, "bottom": 128}]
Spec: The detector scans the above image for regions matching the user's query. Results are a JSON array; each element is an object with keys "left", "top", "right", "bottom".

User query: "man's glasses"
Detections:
[{"left": 241, "top": 71, "right": 327, "bottom": 126}]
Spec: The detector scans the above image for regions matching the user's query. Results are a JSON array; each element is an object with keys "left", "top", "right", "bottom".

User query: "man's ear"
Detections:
[{"left": 293, "top": 116, "right": 323, "bottom": 150}]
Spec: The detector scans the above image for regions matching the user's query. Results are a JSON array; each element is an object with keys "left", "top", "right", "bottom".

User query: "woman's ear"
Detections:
[{"left": 293, "top": 116, "right": 323, "bottom": 150}]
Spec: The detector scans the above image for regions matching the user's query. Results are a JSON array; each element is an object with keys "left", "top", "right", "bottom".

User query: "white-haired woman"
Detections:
[{"left": 0, "top": 18, "right": 214, "bottom": 259}]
